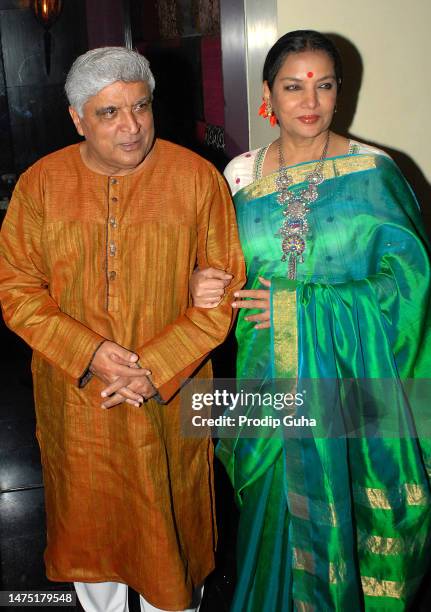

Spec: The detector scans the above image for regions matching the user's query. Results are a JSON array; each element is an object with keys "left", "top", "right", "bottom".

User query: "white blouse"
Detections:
[{"left": 224, "top": 139, "right": 391, "bottom": 196}]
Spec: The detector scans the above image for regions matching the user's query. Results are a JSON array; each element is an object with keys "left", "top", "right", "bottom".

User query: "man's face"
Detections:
[{"left": 69, "top": 80, "right": 155, "bottom": 176}]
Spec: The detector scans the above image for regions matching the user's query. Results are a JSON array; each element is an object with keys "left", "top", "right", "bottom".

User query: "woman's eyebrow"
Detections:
[{"left": 279, "top": 75, "right": 336, "bottom": 82}]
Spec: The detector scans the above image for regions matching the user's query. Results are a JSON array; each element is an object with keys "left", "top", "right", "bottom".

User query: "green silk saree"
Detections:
[{"left": 217, "top": 152, "right": 431, "bottom": 611}]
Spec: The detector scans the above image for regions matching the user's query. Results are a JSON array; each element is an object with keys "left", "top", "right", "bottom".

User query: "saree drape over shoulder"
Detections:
[
  {"left": 218, "top": 151, "right": 431, "bottom": 611},
  {"left": 0, "top": 140, "right": 245, "bottom": 610}
]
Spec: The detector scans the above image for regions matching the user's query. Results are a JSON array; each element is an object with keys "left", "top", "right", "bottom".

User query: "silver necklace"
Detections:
[{"left": 276, "top": 133, "right": 330, "bottom": 279}]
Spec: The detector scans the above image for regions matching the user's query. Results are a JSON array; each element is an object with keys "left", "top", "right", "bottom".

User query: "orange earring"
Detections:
[{"left": 258, "top": 98, "right": 277, "bottom": 127}]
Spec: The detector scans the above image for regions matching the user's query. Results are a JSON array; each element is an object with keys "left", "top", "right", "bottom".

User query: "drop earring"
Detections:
[{"left": 258, "top": 98, "right": 278, "bottom": 127}]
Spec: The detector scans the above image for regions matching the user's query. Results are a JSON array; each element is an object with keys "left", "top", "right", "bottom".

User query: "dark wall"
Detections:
[
  {"left": 0, "top": 0, "right": 87, "bottom": 177},
  {"left": 86, "top": 0, "right": 125, "bottom": 49},
  {"left": 0, "top": 21, "right": 13, "bottom": 176}
]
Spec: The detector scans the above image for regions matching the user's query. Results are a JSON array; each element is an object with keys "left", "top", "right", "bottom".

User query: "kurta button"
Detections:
[
  {"left": 110, "top": 178, "right": 118, "bottom": 185},
  {"left": 109, "top": 242, "right": 116, "bottom": 256},
  {"left": 110, "top": 217, "right": 117, "bottom": 227},
  {"left": 111, "top": 197, "right": 118, "bottom": 203},
  {"left": 109, "top": 271, "right": 117, "bottom": 281}
]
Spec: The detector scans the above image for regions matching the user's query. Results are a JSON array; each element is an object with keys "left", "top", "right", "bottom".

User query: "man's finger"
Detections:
[
  {"left": 101, "top": 377, "right": 145, "bottom": 398},
  {"left": 107, "top": 343, "right": 139, "bottom": 364},
  {"left": 195, "top": 283, "right": 225, "bottom": 294},
  {"left": 198, "top": 294, "right": 224, "bottom": 303},
  {"left": 109, "top": 351, "right": 148, "bottom": 368},
  {"left": 202, "top": 267, "right": 232, "bottom": 281},
  {"left": 195, "top": 301, "right": 222, "bottom": 309},
  {"left": 103, "top": 364, "right": 153, "bottom": 379},
  {"left": 102, "top": 392, "right": 142, "bottom": 409}
]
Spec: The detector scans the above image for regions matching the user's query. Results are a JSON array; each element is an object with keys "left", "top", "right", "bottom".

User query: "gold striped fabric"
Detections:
[
  {"left": 353, "top": 483, "right": 429, "bottom": 509},
  {"left": 242, "top": 155, "right": 378, "bottom": 201},
  {"left": 288, "top": 491, "right": 338, "bottom": 526},
  {"left": 357, "top": 531, "right": 405, "bottom": 555},
  {"left": 361, "top": 576, "right": 404, "bottom": 599},
  {"left": 293, "top": 547, "right": 315, "bottom": 574},
  {"left": 294, "top": 600, "right": 316, "bottom": 612}
]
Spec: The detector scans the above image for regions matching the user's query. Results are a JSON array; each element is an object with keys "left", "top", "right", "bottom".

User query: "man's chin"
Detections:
[{"left": 114, "top": 149, "right": 149, "bottom": 172}]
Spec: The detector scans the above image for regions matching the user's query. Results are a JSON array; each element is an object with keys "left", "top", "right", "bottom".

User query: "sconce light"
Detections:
[{"left": 32, "top": 0, "right": 63, "bottom": 75}]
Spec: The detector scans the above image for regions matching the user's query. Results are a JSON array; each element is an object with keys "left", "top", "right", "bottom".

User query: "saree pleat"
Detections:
[{"left": 217, "top": 153, "right": 431, "bottom": 611}]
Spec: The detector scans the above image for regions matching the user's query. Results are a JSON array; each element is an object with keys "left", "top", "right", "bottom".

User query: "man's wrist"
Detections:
[{"left": 79, "top": 340, "right": 105, "bottom": 388}]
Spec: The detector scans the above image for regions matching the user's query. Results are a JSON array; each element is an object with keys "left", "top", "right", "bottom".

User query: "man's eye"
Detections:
[
  {"left": 102, "top": 108, "right": 117, "bottom": 118},
  {"left": 134, "top": 101, "right": 151, "bottom": 113}
]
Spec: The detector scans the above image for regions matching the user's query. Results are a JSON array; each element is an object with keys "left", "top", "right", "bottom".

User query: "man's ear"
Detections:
[{"left": 69, "top": 106, "right": 84, "bottom": 137}]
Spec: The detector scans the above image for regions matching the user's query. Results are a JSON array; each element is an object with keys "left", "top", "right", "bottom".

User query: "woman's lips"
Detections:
[{"left": 297, "top": 115, "right": 320, "bottom": 124}]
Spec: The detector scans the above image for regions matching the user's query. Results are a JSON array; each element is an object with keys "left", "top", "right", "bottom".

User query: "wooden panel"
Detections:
[
  {"left": 1, "top": 0, "right": 87, "bottom": 88},
  {"left": 0, "top": 0, "right": 87, "bottom": 172},
  {"left": 0, "top": 19, "right": 13, "bottom": 175},
  {"left": 7, "top": 84, "right": 80, "bottom": 171}
]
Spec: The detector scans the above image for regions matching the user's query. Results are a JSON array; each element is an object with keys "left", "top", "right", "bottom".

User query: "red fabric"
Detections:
[{"left": 201, "top": 36, "right": 224, "bottom": 126}]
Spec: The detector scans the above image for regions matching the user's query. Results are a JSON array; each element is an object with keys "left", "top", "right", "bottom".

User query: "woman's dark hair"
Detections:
[{"left": 263, "top": 30, "right": 343, "bottom": 91}]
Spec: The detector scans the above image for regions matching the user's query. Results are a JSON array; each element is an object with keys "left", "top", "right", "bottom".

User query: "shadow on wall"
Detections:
[{"left": 327, "top": 33, "right": 431, "bottom": 239}]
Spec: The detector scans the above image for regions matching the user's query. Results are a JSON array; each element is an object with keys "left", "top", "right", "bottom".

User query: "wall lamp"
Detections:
[{"left": 32, "top": 0, "right": 64, "bottom": 74}]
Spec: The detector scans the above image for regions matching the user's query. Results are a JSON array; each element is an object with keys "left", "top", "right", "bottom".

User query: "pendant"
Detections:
[{"left": 276, "top": 134, "right": 330, "bottom": 278}]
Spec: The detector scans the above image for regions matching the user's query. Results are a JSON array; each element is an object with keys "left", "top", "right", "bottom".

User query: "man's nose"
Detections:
[{"left": 120, "top": 110, "right": 140, "bottom": 133}]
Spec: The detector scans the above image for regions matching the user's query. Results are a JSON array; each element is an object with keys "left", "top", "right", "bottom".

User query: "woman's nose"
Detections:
[{"left": 302, "top": 88, "right": 318, "bottom": 109}]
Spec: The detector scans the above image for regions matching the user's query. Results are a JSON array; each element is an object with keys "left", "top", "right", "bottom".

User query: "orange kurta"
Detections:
[{"left": 0, "top": 139, "right": 245, "bottom": 610}]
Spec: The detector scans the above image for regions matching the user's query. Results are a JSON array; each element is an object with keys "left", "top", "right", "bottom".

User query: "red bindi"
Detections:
[{"left": 307, "top": 71, "right": 314, "bottom": 78}]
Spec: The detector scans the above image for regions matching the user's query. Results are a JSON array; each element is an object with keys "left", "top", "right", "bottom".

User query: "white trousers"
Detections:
[{"left": 74, "top": 581, "right": 203, "bottom": 612}]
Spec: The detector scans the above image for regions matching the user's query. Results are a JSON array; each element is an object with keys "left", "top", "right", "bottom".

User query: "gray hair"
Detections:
[{"left": 65, "top": 47, "right": 156, "bottom": 116}]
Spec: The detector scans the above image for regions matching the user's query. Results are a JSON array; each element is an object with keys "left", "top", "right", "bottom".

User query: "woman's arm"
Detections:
[{"left": 232, "top": 277, "right": 271, "bottom": 329}]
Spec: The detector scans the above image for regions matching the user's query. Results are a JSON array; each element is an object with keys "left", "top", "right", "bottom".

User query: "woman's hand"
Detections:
[
  {"left": 232, "top": 276, "right": 271, "bottom": 329},
  {"left": 190, "top": 267, "right": 233, "bottom": 308}
]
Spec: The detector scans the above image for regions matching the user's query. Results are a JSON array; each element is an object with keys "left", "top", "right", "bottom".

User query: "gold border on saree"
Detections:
[{"left": 241, "top": 154, "right": 378, "bottom": 202}]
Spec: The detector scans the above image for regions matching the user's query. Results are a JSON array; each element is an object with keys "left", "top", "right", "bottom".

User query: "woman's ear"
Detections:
[{"left": 262, "top": 80, "right": 271, "bottom": 103}]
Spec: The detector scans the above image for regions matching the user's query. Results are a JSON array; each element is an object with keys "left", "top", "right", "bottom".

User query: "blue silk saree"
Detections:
[{"left": 217, "top": 152, "right": 431, "bottom": 611}]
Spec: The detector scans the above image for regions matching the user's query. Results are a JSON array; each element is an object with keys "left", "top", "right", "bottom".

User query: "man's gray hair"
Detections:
[{"left": 65, "top": 47, "right": 156, "bottom": 116}]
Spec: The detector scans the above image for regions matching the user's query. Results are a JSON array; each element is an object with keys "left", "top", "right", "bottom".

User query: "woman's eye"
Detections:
[
  {"left": 285, "top": 84, "right": 300, "bottom": 91},
  {"left": 319, "top": 82, "right": 333, "bottom": 89}
]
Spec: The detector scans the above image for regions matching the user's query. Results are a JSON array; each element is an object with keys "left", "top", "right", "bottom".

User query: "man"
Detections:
[{"left": 0, "top": 47, "right": 244, "bottom": 612}]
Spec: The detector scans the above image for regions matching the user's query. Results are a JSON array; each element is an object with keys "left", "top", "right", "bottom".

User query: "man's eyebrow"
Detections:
[
  {"left": 94, "top": 97, "right": 151, "bottom": 115},
  {"left": 133, "top": 96, "right": 152, "bottom": 105},
  {"left": 95, "top": 105, "right": 117, "bottom": 115}
]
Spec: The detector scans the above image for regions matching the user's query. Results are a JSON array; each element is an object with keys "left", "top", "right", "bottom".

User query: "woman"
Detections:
[{"left": 191, "top": 31, "right": 431, "bottom": 610}]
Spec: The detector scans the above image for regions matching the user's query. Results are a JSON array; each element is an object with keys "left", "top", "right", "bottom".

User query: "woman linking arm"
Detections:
[{"left": 191, "top": 30, "right": 431, "bottom": 611}]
